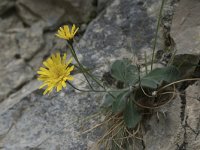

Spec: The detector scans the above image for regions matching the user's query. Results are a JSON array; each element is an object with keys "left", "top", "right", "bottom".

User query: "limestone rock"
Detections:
[
  {"left": 0, "top": 24, "right": 44, "bottom": 101},
  {"left": 16, "top": 0, "right": 96, "bottom": 28},
  {"left": 0, "top": 59, "right": 33, "bottom": 102},
  {"left": 0, "top": 0, "right": 182, "bottom": 149},
  {"left": 0, "top": 80, "right": 40, "bottom": 116},
  {"left": 185, "top": 81, "right": 200, "bottom": 150},
  {"left": 75, "top": 0, "right": 163, "bottom": 70},
  {"left": 172, "top": 54, "right": 200, "bottom": 79},
  {"left": 97, "top": 0, "right": 112, "bottom": 12},
  {"left": 0, "top": 89, "right": 102, "bottom": 149},
  {"left": 0, "top": 14, "right": 23, "bottom": 32},
  {"left": 0, "top": 0, "right": 15, "bottom": 16},
  {"left": 171, "top": 0, "right": 200, "bottom": 55},
  {"left": 143, "top": 96, "right": 184, "bottom": 150}
]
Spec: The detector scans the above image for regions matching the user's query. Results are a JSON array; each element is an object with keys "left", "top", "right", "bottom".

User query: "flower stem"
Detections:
[
  {"left": 67, "top": 81, "right": 129, "bottom": 93},
  {"left": 68, "top": 43, "right": 117, "bottom": 99},
  {"left": 68, "top": 44, "right": 95, "bottom": 91},
  {"left": 150, "top": 0, "right": 165, "bottom": 70},
  {"left": 144, "top": 51, "right": 148, "bottom": 75}
]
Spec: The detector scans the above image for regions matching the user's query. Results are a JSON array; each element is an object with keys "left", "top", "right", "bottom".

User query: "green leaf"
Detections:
[
  {"left": 101, "top": 89, "right": 130, "bottom": 113},
  {"left": 101, "top": 92, "right": 118, "bottom": 108},
  {"left": 124, "top": 99, "right": 142, "bottom": 128},
  {"left": 112, "top": 90, "right": 130, "bottom": 113},
  {"left": 140, "top": 66, "right": 179, "bottom": 88},
  {"left": 110, "top": 59, "right": 138, "bottom": 85}
]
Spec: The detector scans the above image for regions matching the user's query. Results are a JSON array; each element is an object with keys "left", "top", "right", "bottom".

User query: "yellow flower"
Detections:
[
  {"left": 55, "top": 24, "right": 79, "bottom": 41},
  {"left": 37, "top": 53, "right": 74, "bottom": 95}
]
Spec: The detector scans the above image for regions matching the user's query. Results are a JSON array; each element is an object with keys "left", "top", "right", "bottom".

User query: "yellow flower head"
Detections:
[
  {"left": 37, "top": 53, "right": 74, "bottom": 95},
  {"left": 55, "top": 24, "right": 79, "bottom": 41}
]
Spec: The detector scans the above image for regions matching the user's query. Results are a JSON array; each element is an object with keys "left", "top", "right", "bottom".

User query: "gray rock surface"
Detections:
[
  {"left": 0, "top": 14, "right": 23, "bottom": 32},
  {"left": 0, "top": 24, "right": 44, "bottom": 101},
  {"left": 185, "top": 81, "right": 200, "bottom": 150},
  {"left": 0, "top": 90, "right": 102, "bottom": 150},
  {"left": 171, "top": 0, "right": 200, "bottom": 55},
  {"left": 0, "top": 0, "right": 15, "bottom": 15},
  {"left": 0, "top": 0, "right": 199, "bottom": 149},
  {"left": 97, "top": 0, "right": 112, "bottom": 12},
  {"left": 76, "top": 0, "right": 161, "bottom": 69},
  {"left": 143, "top": 81, "right": 200, "bottom": 150},
  {"left": 143, "top": 96, "right": 184, "bottom": 150},
  {"left": 16, "top": 0, "right": 96, "bottom": 27}
]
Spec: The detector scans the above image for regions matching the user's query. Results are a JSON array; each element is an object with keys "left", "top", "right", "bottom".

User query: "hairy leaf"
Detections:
[
  {"left": 124, "top": 99, "right": 142, "bottom": 128},
  {"left": 111, "top": 90, "right": 130, "bottom": 113},
  {"left": 140, "top": 66, "right": 179, "bottom": 88},
  {"left": 101, "top": 92, "right": 119, "bottom": 108},
  {"left": 110, "top": 59, "right": 138, "bottom": 85}
]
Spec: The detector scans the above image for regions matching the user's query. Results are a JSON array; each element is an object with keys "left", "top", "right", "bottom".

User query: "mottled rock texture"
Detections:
[
  {"left": 0, "top": 0, "right": 199, "bottom": 149},
  {"left": 0, "top": 25, "right": 44, "bottom": 101},
  {"left": 184, "top": 81, "right": 200, "bottom": 150},
  {"left": 16, "top": 0, "right": 96, "bottom": 27},
  {"left": 0, "top": 0, "right": 15, "bottom": 15},
  {"left": 76, "top": 0, "right": 161, "bottom": 69},
  {"left": 171, "top": 0, "right": 200, "bottom": 55},
  {"left": 143, "top": 96, "right": 184, "bottom": 150}
]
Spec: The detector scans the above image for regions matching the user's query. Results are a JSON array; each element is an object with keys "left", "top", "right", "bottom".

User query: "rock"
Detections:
[
  {"left": 0, "top": 0, "right": 15, "bottom": 16},
  {"left": 0, "top": 59, "right": 33, "bottom": 102},
  {"left": 0, "top": 0, "right": 181, "bottom": 149},
  {"left": 171, "top": 0, "right": 200, "bottom": 55},
  {"left": 76, "top": 0, "right": 157, "bottom": 69},
  {"left": 0, "top": 89, "right": 102, "bottom": 149},
  {"left": 0, "top": 24, "right": 44, "bottom": 101},
  {"left": 170, "top": 6, "right": 200, "bottom": 149},
  {"left": 28, "top": 30, "right": 70, "bottom": 72},
  {"left": 97, "top": 0, "right": 112, "bottom": 12},
  {"left": 170, "top": 7, "right": 200, "bottom": 150},
  {"left": 14, "top": 23, "right": 44, "bottom": 60},
  {"left": 0, "top": 80, "right": 40, "bottom": 116},
  {"left": 172, "top": 54, "right": 200, "bottom": 79},
  {"left": 185, "top": 81, "right": 200, "bottom": 150},
  {"left": 75, "top": 0, "right": 177, "bottom": 70},
  {"left": 143, "top": 96, "right": 184, "bottom": 150},
  {"left": 139, "top": 81, "right": 200, "bottom": 150},
  {"left": 0, "top": 14, "right": 23, "bottom": 32},
  {"left": 16, "top": 0, "right": 96, "bottom": 28}
]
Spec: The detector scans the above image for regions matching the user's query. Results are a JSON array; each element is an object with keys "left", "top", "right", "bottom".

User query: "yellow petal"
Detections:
[
  {"left": 64, "top": 76, "right": 74, "bottom": 81},
  {"left": 65, "top": 57, "right": 73, "bottom": 67},
  {"left": 37, "top": 71, "right": 49, "bottom": 75},
  {"left": 55, "top": 34, "right": 66, "bottom": 39},
  {"left": 56, "top": 53, "right": 61, "bottom": 63},
  {"left": 67, "top": 65, "right": 74, "bottom": 73},
  {"left": 56, "top": 83, "right": 62, "bottom": 92},
  {"left": 37, "top": 52, "right": 75, "bottom": 94},
  {"left": 39, "top": 67, "right": 49, "bottom": 73},
  {"left": 64, "top": 25, "right": 70, "bottom": 35},
  {"left": 71, "top": 24, "right": 76, "bottom": 35},
  {"left": 44, "top": 85, "right": 54, "bottom": 95},
  {"left": 43, "top": 88, "right": 50, "bottom": 95},
  {"left": 43, "top": 61, "right": 49, "bottom": 68},
  {"left": 62, "top": 81, "right": 66, "bottom": 88},
  {"left": 39, "top": 83, "right": 47, "bottom": 89},
  {"left": 62, "top": 53, "right": 67, "bottom": 64},
  {"left": 46, "top": 58, "right": 53, "bottom": 65},
  {"left": 58, "top": 30, "right": 65, "bottom": 37},
  {"left": 73, "top": 27, "right": 79, "bottom": 36},
  {"left": 59, "top": 27, "right": 65, "bottom": 34},
  {"left": 51, "top": 54, "right": 57, "bottom": 62}
]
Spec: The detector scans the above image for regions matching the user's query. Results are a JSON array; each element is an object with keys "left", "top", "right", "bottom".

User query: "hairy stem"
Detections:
[
  {"left": 68, "top": 43, "right": 117, "bottom": 99},
  {"left": 150, "top": 0, "right": 165, "bottom": 70}
]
